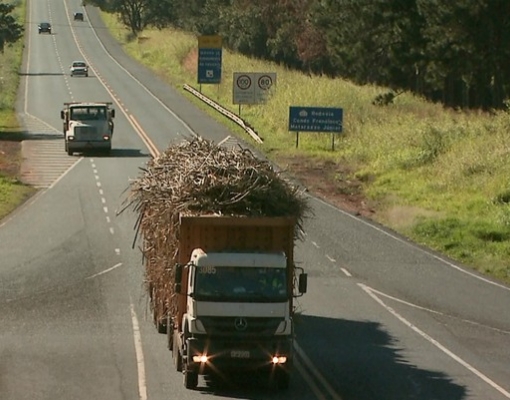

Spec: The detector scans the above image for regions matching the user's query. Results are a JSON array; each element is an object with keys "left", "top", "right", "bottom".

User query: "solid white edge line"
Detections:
[
  {"left": 358, "top": 283, "right": 510, "bottom": 398},
  {"left": 130, "top": 302, "right": 148, "bottom": 400}
]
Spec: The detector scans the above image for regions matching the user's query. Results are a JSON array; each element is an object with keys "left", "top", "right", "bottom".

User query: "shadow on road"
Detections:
[
  {"left": 85, "top": 148, "right": 150, "bottom": 158},
  {"left": 18, "top": 72, "right": 66, "bottom": 77},
  {"left": 294, "top": 314, "right": 467, "bottom": 400}
]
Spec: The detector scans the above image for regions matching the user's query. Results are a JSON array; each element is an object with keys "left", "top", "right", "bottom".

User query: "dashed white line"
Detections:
[
  {"left": 311, "top": 241, "right": 319, "bottom": 248},
  {"left": 359, "top": 283, "right": 510, "bottom": 399},
  {"left": 109, "top": 227, "right": 114, "bottom": 235},
  {"left": 326, "top": 255, "right": 336, "bottom": 263},
  {"left": 340, "top": 268, "right": 352, "bottom": 277},
  {"left": 115, "top": 248, "right": 120, "bottom": 255},
  {"left": 96, "top": 182, "right": 102, "bottom": 188},
  {"left": 93, "top": 169, "right": 98, "bottom": 174},
  {"left": 85, "top": 263, "right": 123, "bottom": 279},
  {"left": 106, "top": 216, "right": 111, "bottom": 223},
  {"left": 95, "top": 175, "right": 100, "bottom": 180},
  {"left": 101, "top": 197, "right": 106, "bottom": 204},
  {"left": 99, "top": 189, "right": 104, "bottom": 195},
  {"left": 103, "top": 206, "right": 108, "bottom": 213}
]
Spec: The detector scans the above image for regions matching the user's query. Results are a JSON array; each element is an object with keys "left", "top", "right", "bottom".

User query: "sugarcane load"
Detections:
[{"left": 125, "top": 137, "right": 310, "bottom": 390}]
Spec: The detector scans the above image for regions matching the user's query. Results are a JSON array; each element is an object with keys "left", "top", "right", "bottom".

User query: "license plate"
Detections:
[{"left": 230, "top": 350, "right": 250, "bottom": 358}]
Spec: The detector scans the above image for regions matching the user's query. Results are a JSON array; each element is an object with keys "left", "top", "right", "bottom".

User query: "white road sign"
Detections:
[{"left": 233, "top": 72, "right": 276, "bottom": 104}]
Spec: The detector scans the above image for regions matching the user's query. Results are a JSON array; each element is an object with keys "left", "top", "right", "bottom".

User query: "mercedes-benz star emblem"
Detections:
[{"left": 234, "top": 317, "right": 248, "bottom": 331}]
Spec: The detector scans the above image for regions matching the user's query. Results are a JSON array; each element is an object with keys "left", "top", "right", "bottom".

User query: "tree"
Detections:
[
  {"left": 110, "top": 0, "right": 174, "bottom": 36},
  {"left": 0, "top": 2, "right": 23, "bottom": 53}
]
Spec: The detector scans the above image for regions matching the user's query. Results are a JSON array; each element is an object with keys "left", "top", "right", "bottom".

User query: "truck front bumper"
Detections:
[{"left": 185, "top": 336, "right": 293, "bottom": 374}]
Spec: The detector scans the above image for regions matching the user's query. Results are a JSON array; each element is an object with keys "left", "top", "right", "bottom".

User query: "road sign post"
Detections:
[
  {"left": 288, "top": 106, "right": 343, "bottom": 149},
  {"left": 197, "top": 35, "right": 222, "bottom": 87},
  {"left": 233, "top": 72, "right": 276, "bottom": 114}
]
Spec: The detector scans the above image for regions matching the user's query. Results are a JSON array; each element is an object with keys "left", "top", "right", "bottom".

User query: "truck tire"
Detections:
[
  {"left": 67, "top": 148, "right": 73, "bottom": 156},
  {"left": 184, "top": 370, "right": 198, "bottom": 389},
  {"left": 167, "top": 316, "right": 173, "bottom": 350}
]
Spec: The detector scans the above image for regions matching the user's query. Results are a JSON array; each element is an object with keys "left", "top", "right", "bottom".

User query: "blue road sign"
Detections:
[
  {"left": 288, "top": 106, "right": 343, "bottom": 133},
  {"left": 198, "top": 48, "right": 222, "bottom": 84}
]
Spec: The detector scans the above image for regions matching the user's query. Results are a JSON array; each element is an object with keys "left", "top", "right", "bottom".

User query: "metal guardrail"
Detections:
[{"left": 183, "top": 84, "right": 263, "bottom": 144}]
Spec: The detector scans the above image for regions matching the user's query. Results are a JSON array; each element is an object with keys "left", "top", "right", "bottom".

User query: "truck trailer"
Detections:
[{"left": 163, "top": 214, "right": 307, "bottom": 390}]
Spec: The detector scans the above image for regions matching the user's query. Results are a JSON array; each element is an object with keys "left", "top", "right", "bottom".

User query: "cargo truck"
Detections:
[
  {"left": 161, "top": 214, "right": 307, "bottom": 390},
  {"left": 61, "top": 102, "right": 115, "bottom": 156}
]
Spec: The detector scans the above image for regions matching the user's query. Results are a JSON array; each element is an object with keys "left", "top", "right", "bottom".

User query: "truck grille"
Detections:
[
  {"left": 200, "top": 317, "right": 282, "bottom": 337},
  {"left": 75, "top": 126, "right": 98, "bottom": 138}
]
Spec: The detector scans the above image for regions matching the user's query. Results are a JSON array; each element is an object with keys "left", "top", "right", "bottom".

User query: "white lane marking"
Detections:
[
  {"left": 311, "top": 196, "right": 510, "bottom": 292},
  {"left": 311, "top": 241, "right": 319, "bottom": 248},
  {"left": 367, "top": 286, "right": 510, "bottom": 335},
  {"left": 85, "top": 263, "right": 123, "bottom": 279},
  {"left": 48, "top": 158, "right": 83, "bottom": 189},
  {"left": 109, "top": 227, "right": 114, "bottom": 235},
  {"left": 96, "top": 181, "right": 102, "bottom": 188},
  {"left": 294, "top": 342, "right": 343, "bottom": 400},
  {"left": 326, "top": 255, "right": 336, "bottom": 263},
  {"left": 340, "top": 268, "right": 352, "bottom": 277},
  {"left": 103, "top": 206, "right": 108, "bottom": 213},
  {"left": 359, "top": 283, "right": 510, "bottom": 398},
  {"left": 130, "top": 302, "right": 148, "bottom": 400},
  {"left": 93, "top": 169, "right": 98, "bottom": 174},
  {"left": 99, "top": 189, "right": 104, "bottom": 195},
  {"left": 106, "top": 216, "right": 111, "bottom": 223},
  {"left": 95, "top": 175, "right": 100, "bottom": 180},
  {"left": 101, "top": 197, "right": 106, "bottom": 204},
  {"left": 115, "top": 248, "right": 120, "bottom": 255}
]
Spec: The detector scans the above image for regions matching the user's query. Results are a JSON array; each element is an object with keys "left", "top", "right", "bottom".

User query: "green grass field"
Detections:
[{"left": 0, "top": 0, "right": 36, "bottom": 221}]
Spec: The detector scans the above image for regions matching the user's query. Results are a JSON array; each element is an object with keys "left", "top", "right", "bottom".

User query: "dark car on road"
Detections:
[
  {"left": 38, "top": 22, "right": 52, "bottom": 34},
  {"left": 74, "top": 12, "right": 84, "bottom": 21}
]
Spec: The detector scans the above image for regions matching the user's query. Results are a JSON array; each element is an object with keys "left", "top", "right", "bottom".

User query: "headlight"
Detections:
[{"left": 68, "top": 136, "right": 75, "bottom": 141}]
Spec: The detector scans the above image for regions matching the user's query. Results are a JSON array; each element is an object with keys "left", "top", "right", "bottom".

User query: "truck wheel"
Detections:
[
  {"left": 184, "top": 370, "right": 198, "bottom": 389},
  {"left": 167, "top": 316, "right": 173, "bottom": 350},
  {"left": 67, "top": 148, "right": 73, "bottom": 156},
  {"left": 156, "top": 319, "right": 167, "bottom": 334}
]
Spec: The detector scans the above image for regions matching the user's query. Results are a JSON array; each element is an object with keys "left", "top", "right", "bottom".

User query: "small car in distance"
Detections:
[
  {"left": 70, "top": 61, "right": 89, "bottom": 77},
  {"left": 74, "top": 12, "right": 84, "bottom": 21},
  {"left": 38, "top": 22, "right": 52, "bottom": 34}
]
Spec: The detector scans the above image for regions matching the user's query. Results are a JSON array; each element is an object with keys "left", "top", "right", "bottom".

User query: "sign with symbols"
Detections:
[
  {"left": 288, "top": 106, "right": 343, "bottom": 133},
  {"left": 233, "top": 72, "right": 276, "bottom": 104},
  {"left": 197, "top": 35, "right": 222, "bottom": 84}
]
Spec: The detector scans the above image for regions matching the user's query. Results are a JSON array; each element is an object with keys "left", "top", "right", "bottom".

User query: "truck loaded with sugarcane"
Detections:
[{"left": 125, "top": 138, "right": 309, "bottom": 390}]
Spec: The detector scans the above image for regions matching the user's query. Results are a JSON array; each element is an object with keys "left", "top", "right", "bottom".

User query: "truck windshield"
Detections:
[
  {"left": 70, "top": 106, "right": 107, "bottom": 121},
  {"left": 194, "top": 266, "right": 287, "bottom": 302}
]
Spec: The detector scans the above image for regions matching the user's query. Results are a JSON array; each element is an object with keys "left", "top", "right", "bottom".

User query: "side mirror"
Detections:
[
  {"left": 60, "top": 110, "right": 65, "bottom": 119},
  {"left": 174, "top": 263, "right": 183, "bottom": 294},
  {"left": 298, "top": 273, "right": 307, "bottom": 294}
]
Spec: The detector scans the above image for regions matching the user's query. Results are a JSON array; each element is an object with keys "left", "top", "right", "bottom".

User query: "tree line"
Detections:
[{"left": 71, "top": 0, "right": 510, "bottom": 109}]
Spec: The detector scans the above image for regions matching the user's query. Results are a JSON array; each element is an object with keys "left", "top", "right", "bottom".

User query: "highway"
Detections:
[{"left": 0, "top": 1, "right": 509, "bottom": 399}]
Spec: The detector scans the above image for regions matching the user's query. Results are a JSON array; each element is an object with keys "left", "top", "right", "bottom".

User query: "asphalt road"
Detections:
[{"left": 1, "top": 1, "right": 509, "bottom": 399}]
